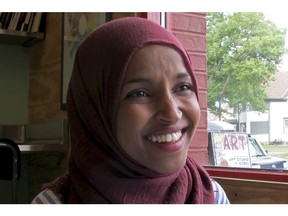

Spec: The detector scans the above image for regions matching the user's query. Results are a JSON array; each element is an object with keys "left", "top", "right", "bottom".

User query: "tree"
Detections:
[{"left": 207, "top": 12, "right": 286, "bottom": 119}]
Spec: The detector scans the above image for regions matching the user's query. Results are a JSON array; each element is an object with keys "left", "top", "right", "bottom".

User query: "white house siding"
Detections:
[
  {"left": 269, "top": 101, "right": 288, "bottom": 143},
  {"left": 240, "top": 111, "right": 269, "bottom": 143}
]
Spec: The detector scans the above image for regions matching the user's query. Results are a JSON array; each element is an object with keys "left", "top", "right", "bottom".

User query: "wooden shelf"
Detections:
[{"left": 0, "top": 29, "right": 44, "bottom": 47}]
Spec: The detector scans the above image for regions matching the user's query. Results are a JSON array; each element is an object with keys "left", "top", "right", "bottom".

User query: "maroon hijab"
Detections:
[{"left": 46, "top": 17, "right": 214, "bottom": 204}]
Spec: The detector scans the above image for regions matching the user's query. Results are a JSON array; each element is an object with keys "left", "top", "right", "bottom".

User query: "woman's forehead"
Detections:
[{"left": 124, "top": 44, "right": 189, "bottom": 78}]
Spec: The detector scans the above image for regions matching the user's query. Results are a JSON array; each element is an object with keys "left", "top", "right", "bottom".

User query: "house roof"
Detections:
[{"left": 266, "top": 71, "right": 288, "bottom": 99}]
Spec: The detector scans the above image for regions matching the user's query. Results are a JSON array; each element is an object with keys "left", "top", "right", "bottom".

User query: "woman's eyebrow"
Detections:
[
  {"left": 176, "top": 72, "right": 190, "bottom": 79},
  {"left": 125, "top": 77, "right": 152, "bottom": 84},
  {"left": 125, "top": 72, "right": 190, "bottom": 84}
]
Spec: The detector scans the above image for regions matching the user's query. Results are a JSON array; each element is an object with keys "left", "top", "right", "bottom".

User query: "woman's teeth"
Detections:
[{"left": 148, "top": 131, "right": 182, "bottom": 143}]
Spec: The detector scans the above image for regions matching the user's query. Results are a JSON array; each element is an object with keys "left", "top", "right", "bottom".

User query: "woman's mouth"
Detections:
[{"left": 146, "top": 129, "right": 186, "bottom": 153}]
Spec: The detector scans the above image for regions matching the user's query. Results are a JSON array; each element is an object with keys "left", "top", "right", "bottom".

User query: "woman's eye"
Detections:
[
  {"left": 176, "top": 83, "right": 193, "bottom": 92},
  {"left": 126, "top": 89, "right": 150, "bottom": 98}
]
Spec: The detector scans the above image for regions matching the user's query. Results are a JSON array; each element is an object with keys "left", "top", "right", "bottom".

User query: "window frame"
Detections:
[{"left": 205, "top": 166, "right": 288, "bottom": 182}]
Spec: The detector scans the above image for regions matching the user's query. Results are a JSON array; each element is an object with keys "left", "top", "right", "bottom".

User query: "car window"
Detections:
[{"left": 249, "top": 138, "right": 266, "bottom": 157}]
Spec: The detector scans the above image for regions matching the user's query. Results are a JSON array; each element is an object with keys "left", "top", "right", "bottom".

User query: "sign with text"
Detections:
[{"left": 210, "top": 132, "right": 251, "bottom": 168}]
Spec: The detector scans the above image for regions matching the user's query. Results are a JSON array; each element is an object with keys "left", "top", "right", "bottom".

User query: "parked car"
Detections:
[
  {"left": 207, "top": 121, "right": 288, "bottom": 170},
  {"left": 248, "top": 136, "right": 287, "bottom": 169}
]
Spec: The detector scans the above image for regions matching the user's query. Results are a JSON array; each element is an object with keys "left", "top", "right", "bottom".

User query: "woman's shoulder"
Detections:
[
  {"left": 31, "top": 189, "right": 64, "bottom": 204},
  {"left": 211, "top": 179, "right": 230, "bottom": 204}
]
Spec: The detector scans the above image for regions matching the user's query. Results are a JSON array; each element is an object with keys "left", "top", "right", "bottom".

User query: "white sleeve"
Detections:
[
  {"left": 31, "top": 189, "right": 64, "bottom": 204},
  {"left": 211, "top": 179, "right": 230, "bottom": 204}
]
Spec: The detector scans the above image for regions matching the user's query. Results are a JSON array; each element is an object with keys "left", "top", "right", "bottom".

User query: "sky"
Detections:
[{"left": 264, "top": 11, "right": 288, "bottom": 71}]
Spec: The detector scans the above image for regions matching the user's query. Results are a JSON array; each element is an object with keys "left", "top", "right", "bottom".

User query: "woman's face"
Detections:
[{"left": 116, "top": 45, "right": 200, "bottom": 175}]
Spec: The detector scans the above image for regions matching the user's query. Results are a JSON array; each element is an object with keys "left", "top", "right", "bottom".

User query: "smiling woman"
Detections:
[{"left": 31, "top": 17, "right": 229, "bottom": 204}]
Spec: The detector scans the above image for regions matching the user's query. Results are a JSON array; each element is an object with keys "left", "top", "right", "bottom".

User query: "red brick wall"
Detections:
[{"left": 166, "top": 13, "right": 208, "bottom": 164}]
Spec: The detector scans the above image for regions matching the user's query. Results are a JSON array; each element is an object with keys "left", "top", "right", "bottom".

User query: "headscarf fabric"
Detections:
[{"left": 46, "top": 17, "right": 214, "bottom": 204}]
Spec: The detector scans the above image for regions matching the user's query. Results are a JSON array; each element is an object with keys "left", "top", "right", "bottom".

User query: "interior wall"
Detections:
[
  {"left": 0, "top": 44, "right": 29, "bottom": 124},
  {"left": 29, "top": 13, "right": 66, "bottom": 124}
]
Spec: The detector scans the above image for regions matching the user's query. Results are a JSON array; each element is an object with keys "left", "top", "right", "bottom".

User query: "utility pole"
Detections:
[{"left": 218, "top": 93, "right": 222, "bottom": 121}]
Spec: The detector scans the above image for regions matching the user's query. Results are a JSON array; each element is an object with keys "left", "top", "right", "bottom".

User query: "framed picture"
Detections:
[{"left": 61, "top": 12, "right": 109, "bottom": 110}]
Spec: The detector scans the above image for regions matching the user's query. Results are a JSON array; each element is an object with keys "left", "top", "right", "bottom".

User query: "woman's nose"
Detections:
[{"left": 155, "top": 94, "right": 182, "bottom": 123}]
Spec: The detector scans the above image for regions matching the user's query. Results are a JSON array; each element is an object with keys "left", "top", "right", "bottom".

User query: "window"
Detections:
[
  {"left": 250, "top": 121, "right": 269, "bottom": 134},
  {"left": 205, "top": 12, "right": 288, "bottom": 204},
  {"left": 206, "top": 12, "right": 288, "bottom": 173},
  {"left": 284, "top": 118, "right": 288, "bottom": 134}
]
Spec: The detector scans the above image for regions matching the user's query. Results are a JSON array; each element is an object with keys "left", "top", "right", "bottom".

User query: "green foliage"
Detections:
[{"left": 207, "top": 12, "right": 286, "bottom": 117}]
